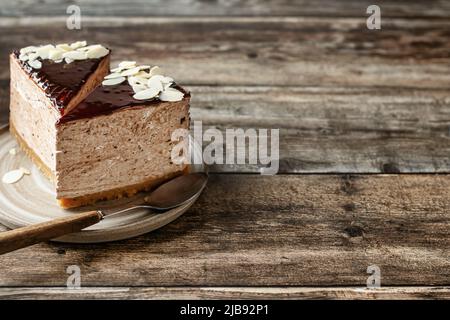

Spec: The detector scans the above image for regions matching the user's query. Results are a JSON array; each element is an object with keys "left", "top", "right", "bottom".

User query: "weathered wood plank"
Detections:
[
  {"left": 0, "top": 174, "right": 449, "bottom": 287},
  {"left": 1, "top": 286, "right": 449, "bottom": 300},
  {"left": 191, "top": 86, "right": 450, "bottom": 173},
  {"left": 1, "top": 0, "right": 449, "bottom": 18},
  {"left": 0, "top": 17, "right": 449, "bottom": 88},
  {"left": 1, "top": 83, "right": 449, "bottom": 173}
]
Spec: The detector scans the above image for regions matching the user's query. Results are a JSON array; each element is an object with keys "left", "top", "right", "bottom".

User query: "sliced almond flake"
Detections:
[
  {"left": 20, "top": 46, "right": 37, "bottom": 55},
  {"left": 133, "top": 87, "right": 160, "bottom": 100},
  {"left": 63, "top": 50, "right": 88, "bottom": 60},
  {"left": 118, "top": 61, "right": 136, "bottom": 68},
  {"left": 162, "top": 76, "right": 174, "bottom": 84},
  {"left": 128, "top": 76, "right": 147, "bottom": 86},
  {"left": 164, "top": 81, "right": 174, "bottom": 90},
  {"left": 56, "top": 43, "right": 72, "bottom": 51},
  {"left": 86, "top": 45, "right": 109, "bottom": 59},
  {"left": 110, "top": 67, "right": 123, "bottom": 73},
  {"left": 48, "top": 49, "right": 64, "bottom": 60},
  {"left": 82, "top": 44, "right": 102, "bottom": 50},
  {"left": 27, "top": 52, "right": 39, "bottom": 61},
  {"left": 121, "top": 66, "right": 141, "bottom": 77},
  {"left": 102, "top": 77, "right": 126, "bottom": 86},
  {"left": 19, "top": 54, "right": 29, "bottom": 61},
  {"left": 2, "top": 169, "right": 25, "bottom": 184},
  {"left": 70, "top": 41, "right": 87, "bottom": 49},
  {"left": 139, "top": 65, "right": 151, "bottom": 70},
  {"left": 28, "top": 59, "right": 42, "bottom": 69},
  {"left": 65, "top": 57, "right": 74, "bottom": 64},
  {"left": 147, "top": 76, "right": 164, "bottom": 92},
  {"left": 9, "top": 148, "right": 16, "bottom": 155},
  {"left": 54, "top": 59, "right": 63, "bottom": 63},
  {"left": 104, "top": 72, "right": 123, "bottom": 79},
  {"left": 134, "top": 71, "right": 152, "bottom": 78},
  {"left": 132, "top": 84, "right": 147, "bottom": 93},
  {"left": 20, "top": 167, "right": 31, "bottom": 175},
  {"left": 35, "top": 44, "right": 55, "bottom": 59},
  {"left": 159, "top": 88, "right": 184, "bottom": 102},
  {"left": 149, "top": 66, "right": 163, "bottom": 76}
]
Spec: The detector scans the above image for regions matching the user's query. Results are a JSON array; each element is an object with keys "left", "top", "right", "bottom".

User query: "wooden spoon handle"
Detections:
[{"left": 0, "top": 211, "right": 103, "bottom": 255}]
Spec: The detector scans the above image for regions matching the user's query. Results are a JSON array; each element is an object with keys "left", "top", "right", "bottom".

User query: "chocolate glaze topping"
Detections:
[
  {"left": 57, "top": 83, "right": 189, "bottom": 125},
  {"left": 13, "top": 50, "right": 105, "bottom": 114}
]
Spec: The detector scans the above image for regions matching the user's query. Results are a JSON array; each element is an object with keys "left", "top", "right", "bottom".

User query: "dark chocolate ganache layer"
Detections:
[
  {"left": 57, "top": 83, "right": 189, "bottom": 125},
  {"left": 13, "top": 50, "right": 105, "bottom": 114}
]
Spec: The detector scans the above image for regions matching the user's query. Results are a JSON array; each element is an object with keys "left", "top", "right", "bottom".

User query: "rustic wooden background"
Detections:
[{"left": 0, "top": 0, "right": 449, "bottom": 299}]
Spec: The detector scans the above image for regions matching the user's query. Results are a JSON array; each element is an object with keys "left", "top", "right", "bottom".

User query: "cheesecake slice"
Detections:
[
  {"left": 10, "top": 42, "right": 111, "bottom": 181},
  {"left": 55, "top": 63, "right": 190, "bottom": 208},
  {"left": 10, "top": 43, "right": 190, "bottom": 208}
]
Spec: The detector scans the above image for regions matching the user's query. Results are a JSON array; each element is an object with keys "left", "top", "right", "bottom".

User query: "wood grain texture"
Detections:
[
  {"left": 0, "top": 174, "right": 449, "bottom": 287},
  {"left": 0, "top": 1, "right": 448, "bottom": 299},
  {"left": 1, "top": 0, "right": 449, "bottom": 18},
  {"left": 1, "top": 286, "right": 449, "bottom": 300},
  {"left": 191, "top": 86, "right": 450, "bottom": 173},
  {"left": 0, "top": 17, "right": 449, "bottom": 88},
  {"left": 1, "top": 83, "right": 449, "bottom": 173}
]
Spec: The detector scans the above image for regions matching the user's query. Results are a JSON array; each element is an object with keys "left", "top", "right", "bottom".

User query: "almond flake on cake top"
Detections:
[
  {"left": 19, "top": 41, "right": 109, "bottom": 69},
  {"left": 103, "top": 61, "right": 185, "bottom": 102}
]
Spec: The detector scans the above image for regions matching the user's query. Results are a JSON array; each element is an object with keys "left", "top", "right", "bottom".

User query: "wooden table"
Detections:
[{"left": 0, "top": 0, "right": 449, "bottom": 300}]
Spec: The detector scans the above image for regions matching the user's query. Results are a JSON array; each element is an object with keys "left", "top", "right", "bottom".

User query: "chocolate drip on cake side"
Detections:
[
  {"left": 57, "top": 83, "right": 189, "bottom": 125},
  {"left": 13, "top": 50, "right": 103, "bottom": 114}
]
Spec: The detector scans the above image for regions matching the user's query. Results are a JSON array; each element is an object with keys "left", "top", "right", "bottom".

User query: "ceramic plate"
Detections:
[{"left": 0, "top": 125, "right": 205, "bottom": 243}]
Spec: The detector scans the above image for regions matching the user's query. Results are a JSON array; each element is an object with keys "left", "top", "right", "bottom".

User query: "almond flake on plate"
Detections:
[
  {"left": 159, "top": 88, "right": 184, "bottom": 102},
  {"left": 9, "top": 148, "right": 17, "bottom": 155},
  {"left": 2, "top": 169, "right": 25, "bottom": 184},
  {"left": 133, "top": 87, "right": 161, "bottom": 100},
  {"left": 20, "top": 167, "right": 31, "bottom": 175},
  {"left": 102, "top": 77, "right": 126, "bottom": 86}
]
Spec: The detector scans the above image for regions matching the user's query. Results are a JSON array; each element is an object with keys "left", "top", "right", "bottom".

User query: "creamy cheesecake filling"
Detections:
[{"left": 56, "top": 96, "right": 190, "bottom": 200}]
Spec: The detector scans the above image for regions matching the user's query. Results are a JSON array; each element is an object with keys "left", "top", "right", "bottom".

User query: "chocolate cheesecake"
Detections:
[{"left": 9, "top": 42, "right": 190, "bottom": 208}]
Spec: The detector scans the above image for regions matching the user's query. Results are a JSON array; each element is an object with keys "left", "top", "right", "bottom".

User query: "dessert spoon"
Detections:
[{"left": 0, "top": 172, "right": 208, "bottom": 255}]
